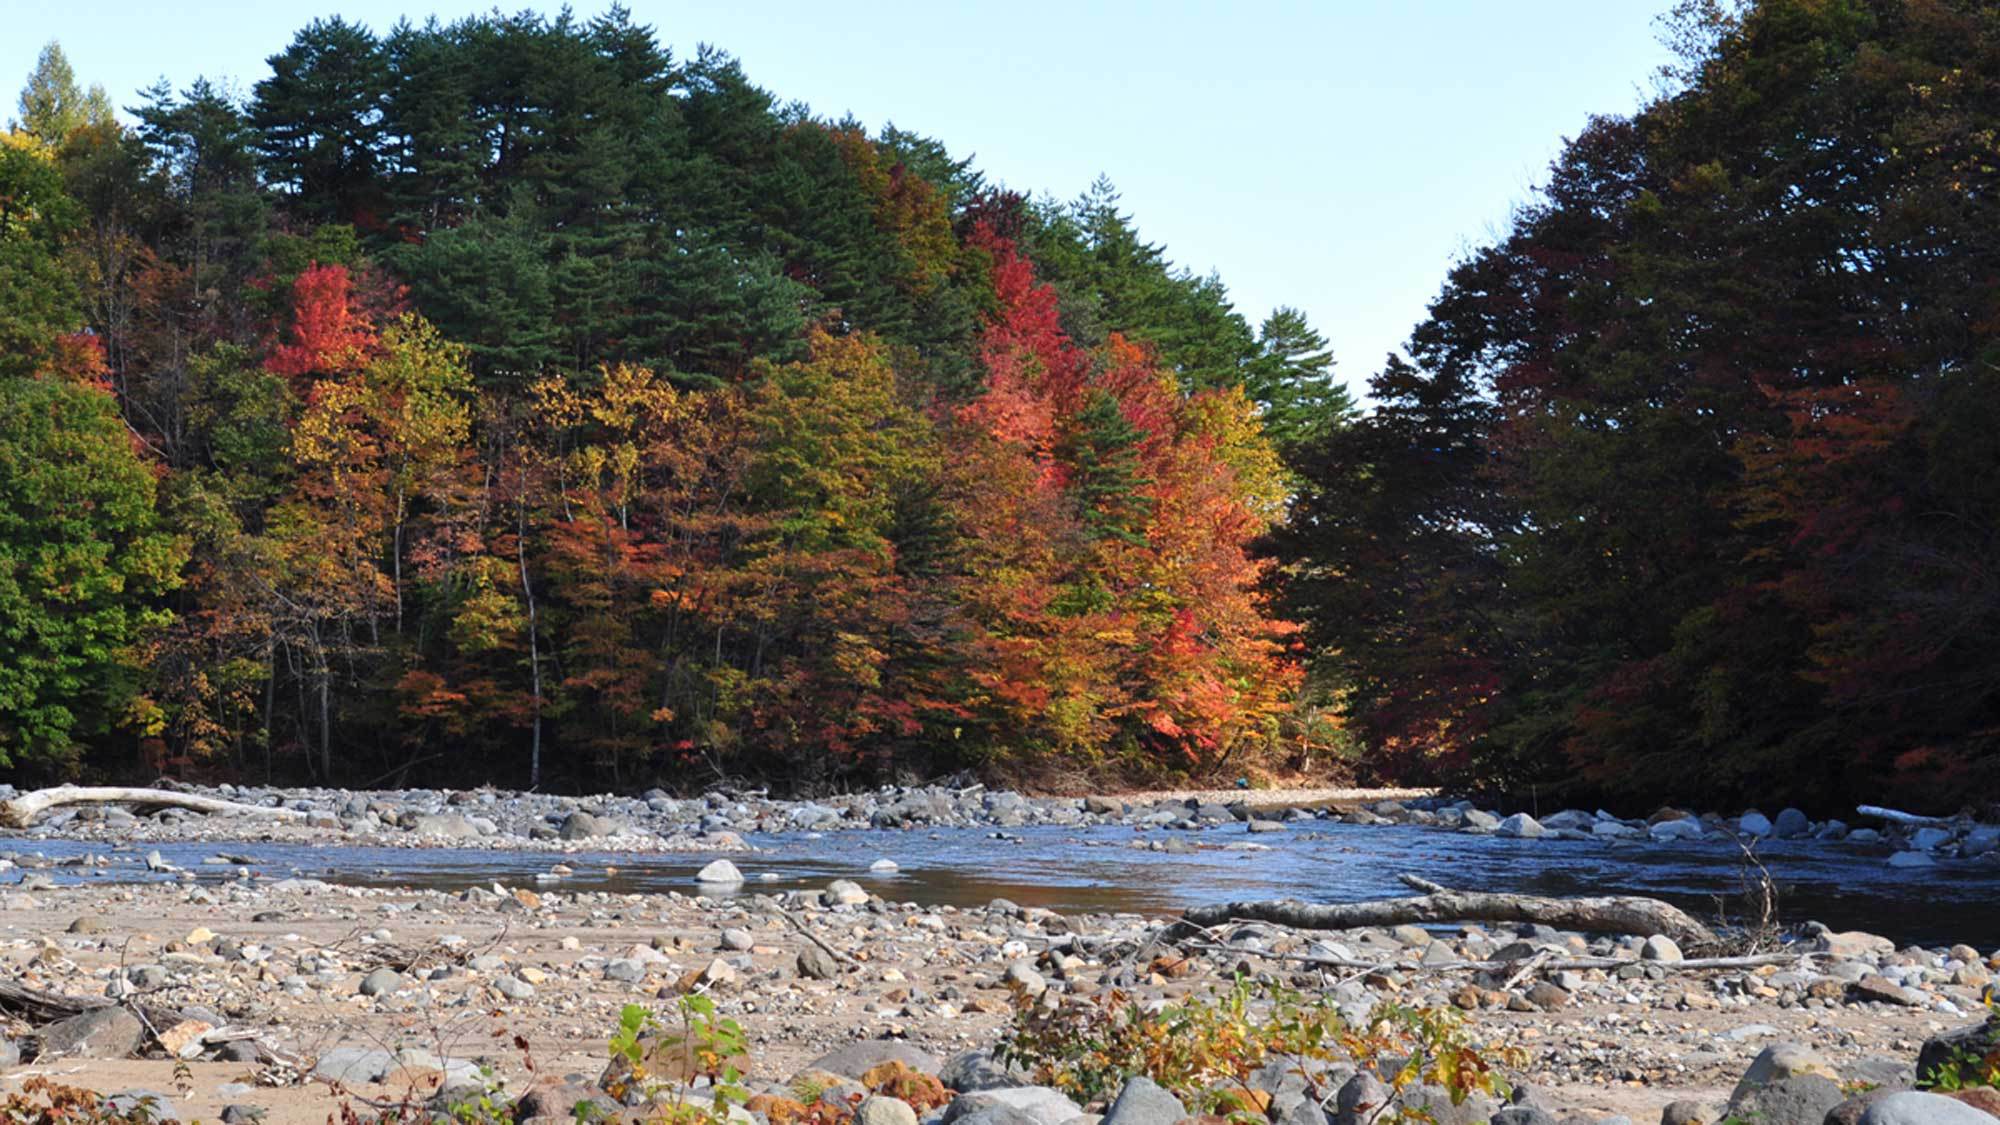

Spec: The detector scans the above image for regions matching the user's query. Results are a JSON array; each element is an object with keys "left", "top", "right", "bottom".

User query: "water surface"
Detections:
[{"left": 6, "top": 822, "right": 1994, "bottom": 947}]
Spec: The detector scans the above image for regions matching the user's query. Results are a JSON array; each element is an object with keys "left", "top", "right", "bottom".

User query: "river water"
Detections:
[{"left": 7, "top": 822, "right": 1997, "bottom": 948}]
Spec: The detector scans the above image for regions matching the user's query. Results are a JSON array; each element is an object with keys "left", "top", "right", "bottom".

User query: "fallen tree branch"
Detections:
[
  {"left": 1182, "top": 873, "right": 1716, "bottom": 945},
  {"left": 1181, "top": 941, "right": 1810, "bottom": 975},
  {"left": 0, "top": 978, "right": 183, "bottom": 1037},
  {"left": 0, "top": 786, "right": 310, "bottom": 830}
]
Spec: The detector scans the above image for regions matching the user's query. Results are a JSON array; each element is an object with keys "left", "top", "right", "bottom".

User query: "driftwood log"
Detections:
[
  {"left": 1182, "top": 874, "right": 1716, "bottom": 945},
  {"left": 1856, "top": 804, "right": 1950, "bottom": 828},
  {"left": 0, "top": 785, "right": 309, "bottom": 829},
  {"left": 1182, "top": 940, "right": 1804, "bottom": 975}
]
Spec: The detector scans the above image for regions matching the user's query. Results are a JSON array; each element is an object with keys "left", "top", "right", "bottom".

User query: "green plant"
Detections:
[
  {"left": 996, "top": 976, "right": 1519, "bottom": 1123},
  {"left": 1921, "top": 998, "right": 2000, "bottom": 1093},
  {"left": 605, "top": 994, "right": 753, "bottom": 1123}
]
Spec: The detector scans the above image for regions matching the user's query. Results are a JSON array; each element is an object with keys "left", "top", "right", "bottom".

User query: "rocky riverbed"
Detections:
[
  {"left": 0, "top": 867, "right": 1995, "bottom": 1124},
  {"left": 1, "top": 784, "right": 1998, "bottom": 1124}
]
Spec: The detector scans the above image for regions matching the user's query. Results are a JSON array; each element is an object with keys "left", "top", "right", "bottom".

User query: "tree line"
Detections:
[
  {"left": 0, "top": 14, "right": 1344, "bottom": 789},
  {"left": 9, "top": 0, "right": 1998, "bottom": 812},
  {"left": 1286, "top": 0, "right": 2000, "bottom": 812}
]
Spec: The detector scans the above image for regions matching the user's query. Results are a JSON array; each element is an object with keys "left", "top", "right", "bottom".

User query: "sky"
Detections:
[{"left": 3, "top": 1, "right": 1679, "bottom": 398}]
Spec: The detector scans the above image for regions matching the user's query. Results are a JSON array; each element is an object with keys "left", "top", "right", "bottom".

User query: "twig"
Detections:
[{"left": 771, "top": 906, "right": 860, "bottom": 967}]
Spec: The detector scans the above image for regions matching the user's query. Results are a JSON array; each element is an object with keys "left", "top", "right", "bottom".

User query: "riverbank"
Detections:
[{"left": 0, "top": 875, "right": 1992, "bottom": 1124}]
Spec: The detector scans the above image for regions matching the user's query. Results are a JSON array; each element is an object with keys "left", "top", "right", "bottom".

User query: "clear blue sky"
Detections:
[{"left": 5, "top": 1, "right": 1677, "bottom": 397}]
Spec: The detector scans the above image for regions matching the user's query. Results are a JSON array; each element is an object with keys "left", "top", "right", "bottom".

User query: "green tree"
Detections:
[
  {"left": 0, "top": 375, "right": 186, "bottom": 769},
  {"left": 12, "top": 42, "right": 113, "bottom": 146},
  {"left": 1245, "top": 307, "right": 1353, "bottom": 451}
]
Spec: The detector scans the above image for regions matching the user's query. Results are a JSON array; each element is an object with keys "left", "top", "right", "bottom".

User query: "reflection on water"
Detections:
[{"left": 4, "top": 822, "right": 1996, "bottom": 947}]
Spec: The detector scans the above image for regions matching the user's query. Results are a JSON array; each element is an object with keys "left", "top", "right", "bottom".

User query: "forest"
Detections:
[{"left": 3, "top": 0, "right": 1998, "bottom": 811}]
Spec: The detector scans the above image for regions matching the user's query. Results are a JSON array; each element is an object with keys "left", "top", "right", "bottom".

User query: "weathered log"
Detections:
[
  {"left": 1183, "top": 940, "right": 1805, "bottom": 975},
  {"left": 0, "top": 785, "right": 308, "bottom": 829},
  {"left": 1182, "top": 875, "right": 1716, "bottom": 944},
  {"left": 1856, "top": 804, "right": 1951, "bottom": 828}
]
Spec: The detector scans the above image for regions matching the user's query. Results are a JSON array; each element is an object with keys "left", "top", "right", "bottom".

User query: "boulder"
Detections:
[
  {"left": 939, "top": 1048, "right": 1027, "bottom": 1093},
  {"left": 38, "top": 1007, "right": 145, "bottom": 1060},
  {"left": 856, "top": 1097, "right": 920, "bottom": 1125},
  {"left": 1496, "top": 813, "right": 1545, "bottom": 839},
  {"left": 1101, "top": 1077, "right": 1186, "bottom": 1125},
  {"left": 943, "top": 1088, "right": 1085, "bottom": 1125},
  {"left": 1772, "top": 808, "right": 1811, "bottom": 838},
  {"left": 804, "top": 1041, "right": 941, "bottom": 1082},
  {"left": 313, "top": 1046, "right": 397, "bottom": 1085},
  {"left": 1739, "top": 811, "right": 1774, "bottom": 837},
  {"left": 1730, "top": 1043, "right": 1837, "bottom": 1104},
  {"left": 1816, "top": 931, "right": 1894, "bottom": 959},
  {"left": 1649, "top": 818, "right": 1704, "bottom": 841},
  {"left": 1726, "top": 1075, "right": 1845, "bottom": 1125},
  {"left": 1857, "top": 1091, "right": 2000, "bottom": 1124},
  {"left": 103, "top": 1091, "right": 178, "bottom": 1122},
  {"left": 1658, "top": 1100, "right": 1725, "bottom": 1125},
  {"left": 1641, "top": 935, "right": 1683, "bottom": 963},
  {"left": 1919, "top": 1018, "right": 2000, "bottom": 1086},
  {"left": 410, "top": 814, "right": 479, "bottom": 839},
  {"left": 797, "top": 946, "right": 841, "bottom": 981},
  {"left": 513, "top": 1078, "right": 609, "bottom": 1121},
  {"left": 695, "top": 860, "right": 744, "bottom": 885},
  {"left": 825, "top": 880, "right": 870, "bottom": 906},
  {"left": 1850, "top": 975, "right": 1926, "bottom": 1006}
]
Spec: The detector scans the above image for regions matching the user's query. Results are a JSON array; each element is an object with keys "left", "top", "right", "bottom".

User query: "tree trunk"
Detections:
[
  {"left": 1182, "top": 875, "right": 1716, "bottom": 945},
  {"left": 517, "top": 500, "right": 543, "bottom": 791},
  {"left": 0, "top": 786, "right": 310, "bottom": 830}
]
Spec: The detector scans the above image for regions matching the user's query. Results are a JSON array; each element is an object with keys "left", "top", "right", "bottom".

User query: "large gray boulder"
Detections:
[
  {"left": 1496, "top": 812, "right": 1545, "bottom": 839},
  {"left": 409, "top": 813, "right": 479, "bottom": 839},
  {"left": 939, "top": 1049, "right": 1027, "bottom": 1092},
  {"left": 1858, "top": 1092, "right": 2000, "bottom": 1124},
  {"left": 1100, "top": 1077, "right": 1186, "bottom": 1125},
  {"left": 38, "top": 1007, "right": 145, "bottom": 1060},
  {"left": 1726, "top": 1074, "right": 1845, "bottom": 1125},
  {"left": 803, "top": 1040, "right": 941, "bottom": 1081},
  {"left": 942, "top": 1088, "right": 1085, "bottom": 1125},
  {"left": 1920, "top": 1017, "right": 2000, "bottom": 1086}
]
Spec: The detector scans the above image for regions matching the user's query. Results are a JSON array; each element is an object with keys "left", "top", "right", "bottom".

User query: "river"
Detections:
[{"left": 7, "top": 819, "right": 1997, "bottom": 947}]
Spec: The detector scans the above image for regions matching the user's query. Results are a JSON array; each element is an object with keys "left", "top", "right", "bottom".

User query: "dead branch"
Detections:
[{"left": 0, "top": 786, "right": 310, "bottom": 830}]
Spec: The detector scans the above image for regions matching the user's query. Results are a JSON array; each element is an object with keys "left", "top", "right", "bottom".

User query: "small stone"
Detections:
[
  {"left": 797, "top": 946, "right": 841, "bottom": 980},
  {"left": 1004, "top": 960, "right": 1047, "bottom": 996},
  {"left": 358, "top": 967, "right": 402, "bottom": 997},
  {"left": 493, "top": 975, "right": 534, "bottom": 1000},
  {"left": 720, "top": 928, "right": 754, "bottom": 951},
  {"left": 869, "top": 858, "right": 900, "bottom": 872},
  {"left": 66, "top": 917, "right": 107, "bottom": 935},
  {"left": 1641, "top": 935, "right": 1683, "bottom": 963},
  {"left": 856, "top": 1097, "right": 920, "bottom": 1125}
]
